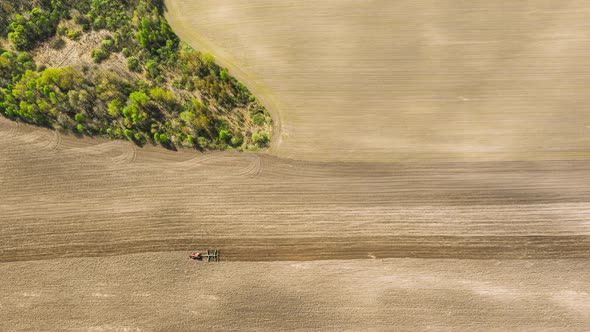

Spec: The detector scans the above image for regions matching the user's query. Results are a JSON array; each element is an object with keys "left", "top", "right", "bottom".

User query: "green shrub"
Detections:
[
  {"left": 91, "top": 48, "right": 109, "bottom": 63},
  {"left": 66, "top": 29, "right": 81, "bottom": 40},
  {"left": 220, "top": 70, "right": 228, "bottom": 81},
  {"left": 201, "top": 53, "right": 215, "bottom": 66},
  {"left": 129, "top": 91, "right": 149, "bottom": 106},
  {"left": 123, "top": 128, "right": 134, "bottom": 139},
  {"left": 57, "top": 25, "right": 67, "bottom": 36},
  {"left": 251, "top": 132, "right": 269, "bottom": 147},
  {"left": 74, "top": 113, "right": 84, "bottom": 122},
  {"left": 251, "top": 113, "right": 265, "bottom": 126},
  {"left": 126, "top": 57, "right": 140, "bottom": 72},
  {"left": 94, "top": 16, "right": 106, "bottom": 29},
  {"left": 101, "top": 39, "right": 114, "bottom": 51},
  {"left": 108, "top": 100, "right": 122, "bottom": 117},
  {"left": 230, "top": 134, "right": 243, "bottom": 147},
  {"left": 219, "top": 129, "right": 231, "bottom": 142},
  {"left": 159, "top": 133, "right": 170, "bottom": 144},
  {"left": 145, "top": 59, "right": 159, "bottom": 78}
]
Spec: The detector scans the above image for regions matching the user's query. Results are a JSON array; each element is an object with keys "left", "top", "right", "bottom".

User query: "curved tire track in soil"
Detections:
[{"left": 0, "top": 118, "right": 19, "bottom": 138}]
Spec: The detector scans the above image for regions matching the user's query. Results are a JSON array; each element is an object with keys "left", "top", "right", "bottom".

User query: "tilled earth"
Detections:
[
  {"left": 164, "top": 0, "right": 590, "bottom": 162},
  {"left": 1, "top": 119, "right": 589, "bottom": 263},
  {"left": 0, "top": 119, "right": 589, "bottom": 330},
  {"left": 3, "top": 0, "right": 590, "bottom": 329},
  {"left": 1, "top": 254, "right": 588, "bottom": 331}
]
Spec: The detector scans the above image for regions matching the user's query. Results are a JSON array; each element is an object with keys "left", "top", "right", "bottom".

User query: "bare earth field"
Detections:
[
  {"left": 2, "top": 0, "right": 590, "bottom": 330},
  {"left": 0, "top": 118, "right": 589, "bottom": 329},
  {"left": 165, "top": 0, "right": 590, "bottom": 162},
  {"left": 1, "top": 254, "right": 589, "bottom": 331}
]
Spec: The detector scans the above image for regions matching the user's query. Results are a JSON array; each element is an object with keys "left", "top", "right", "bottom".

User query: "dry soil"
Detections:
[
  {"left": 2, "top": 0, "right": 590, "bottom": 330},
  {"left": 164, "top": 0, "right": 590, "bottom": 162}
]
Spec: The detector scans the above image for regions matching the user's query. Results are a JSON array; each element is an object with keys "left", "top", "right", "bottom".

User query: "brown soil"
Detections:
[
  {"left": 0, "top": 118, "right": 589, "bottom": 330},
  {"left": 1, "top": 254, "right": 588, "bottom": 331},
  {"left": 2, "top": 0, "right": 590, "bottom": 329}
]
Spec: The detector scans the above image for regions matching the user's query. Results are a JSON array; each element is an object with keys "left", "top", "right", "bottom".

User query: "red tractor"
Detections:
[
  {"left": 189, "top": 252, "right": 202, "bottom": 260},
  {"left": 189, "top": 249, "right": 219, "bottom": 262}
]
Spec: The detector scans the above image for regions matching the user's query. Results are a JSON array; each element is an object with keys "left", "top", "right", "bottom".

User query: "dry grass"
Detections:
[{"left": 33, "top": 30, "right": 140, "bottom": 81}]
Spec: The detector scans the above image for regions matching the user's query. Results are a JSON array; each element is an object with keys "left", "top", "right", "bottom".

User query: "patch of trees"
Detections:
[
  {"left": 0, "top": 0, "right": 272, "bottom": 150},
  {"left": 7, "top": 1, "right": 67, "bottom": 51}
]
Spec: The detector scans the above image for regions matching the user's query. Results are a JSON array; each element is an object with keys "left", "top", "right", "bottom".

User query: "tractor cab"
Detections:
[{"left": 189, "top": 252, "right": 202, "bottom": 260}]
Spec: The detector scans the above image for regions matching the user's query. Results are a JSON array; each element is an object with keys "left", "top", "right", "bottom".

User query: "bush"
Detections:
[
  {"left": 251, "top": 113, "right": 265, "bottom": 126},
  {"left": 57, "top": 25, "right": 67, "bottom": 36},
  {"left": 66, "top": 29, "right": 81, "bottom": 40},
  {"left": 230, "top": 134, "right": 243, "bottom": 147},
  {"left": 158, "top": 133, "right": 170, "bottom": 144},
  {"left": 201, "top": 53, "right": 215, "bottom": 66},
  {"left": 101, "top": 39, "right": 114, "bottom": 51},
  {"left": 108, "top": 99, "right": 122, "bottom": 117},
  {"left": 126, "top": 57, "right": 140, "bottom": 72},
  {"left": 219, "top": 129, "right": 231, "bottom": 142},
  {"left": 50, "top": 38, "right": 66, "bottom": 50},
  {"left": 74, "top": 113, "right": 84, "bottom": 122},
  {"left": 123, "top": 128, "right": 134, "bottom": 139},
  {"left": 220, "top": 70, "right": 228, "bottom": 81},
  {"left": 145, "top": 59, "right": 159, "bottom": 78},
  {"left": 91, "top": 48, "right": 109, "bottom": 63},
  {"left": 251, "top": 132, "right": 269, "bottom": 147}
]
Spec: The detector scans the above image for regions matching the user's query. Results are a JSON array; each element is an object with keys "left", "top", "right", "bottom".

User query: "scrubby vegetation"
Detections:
[{"left": 0, "top": 0, "right": 271, "bottom": 150}]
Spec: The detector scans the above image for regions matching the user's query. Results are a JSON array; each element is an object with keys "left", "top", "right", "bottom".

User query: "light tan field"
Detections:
[
  {"left": 165, "top": 0, "right": 590, "bottom": 162},
  {"left": 3, "top": 0, "right": 590, "bottom": 330},
  {"left": 2, "top": 254, "right": 589, "bottom": 331}
]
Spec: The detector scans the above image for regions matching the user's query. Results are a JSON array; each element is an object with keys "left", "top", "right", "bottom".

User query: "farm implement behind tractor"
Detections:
[{"left": 189, "top": 249, "right": 220, "bottom": 262}]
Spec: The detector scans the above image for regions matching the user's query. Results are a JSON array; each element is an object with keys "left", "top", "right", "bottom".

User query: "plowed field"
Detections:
[
  {"left": 164, "top": 0, "right": 590, "bottom": 162},
  {"left": 1, "top": 117, "right": 589, "bottom": 329},
  {"left": 2, "top": 0, "right": 590, "bottom": 330}
]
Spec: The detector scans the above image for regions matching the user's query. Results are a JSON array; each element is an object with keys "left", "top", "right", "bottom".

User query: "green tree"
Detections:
[
  {"left": 251, "top": 113, "right": 265, "bottom": 126},
  {"left": 126, "top": 57, "right": 140, "bottom": 72},
  {"left": 91, "top": 48, "right": 109, "bottom": 63},
  {"left": 219, "top": 129, "right": 231, "bottom": 142},
  {"left": 108, "top": 99, "right": 122, "bottom": 117},
  {"left": 129, "top": 91, "right": 149, "bottom": 106},
  {"left": 158, "top": 133, "right": 170, "bottom": 144},
  {"left": 219, "top": 69, "right": 228, "bottom": 81}
]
